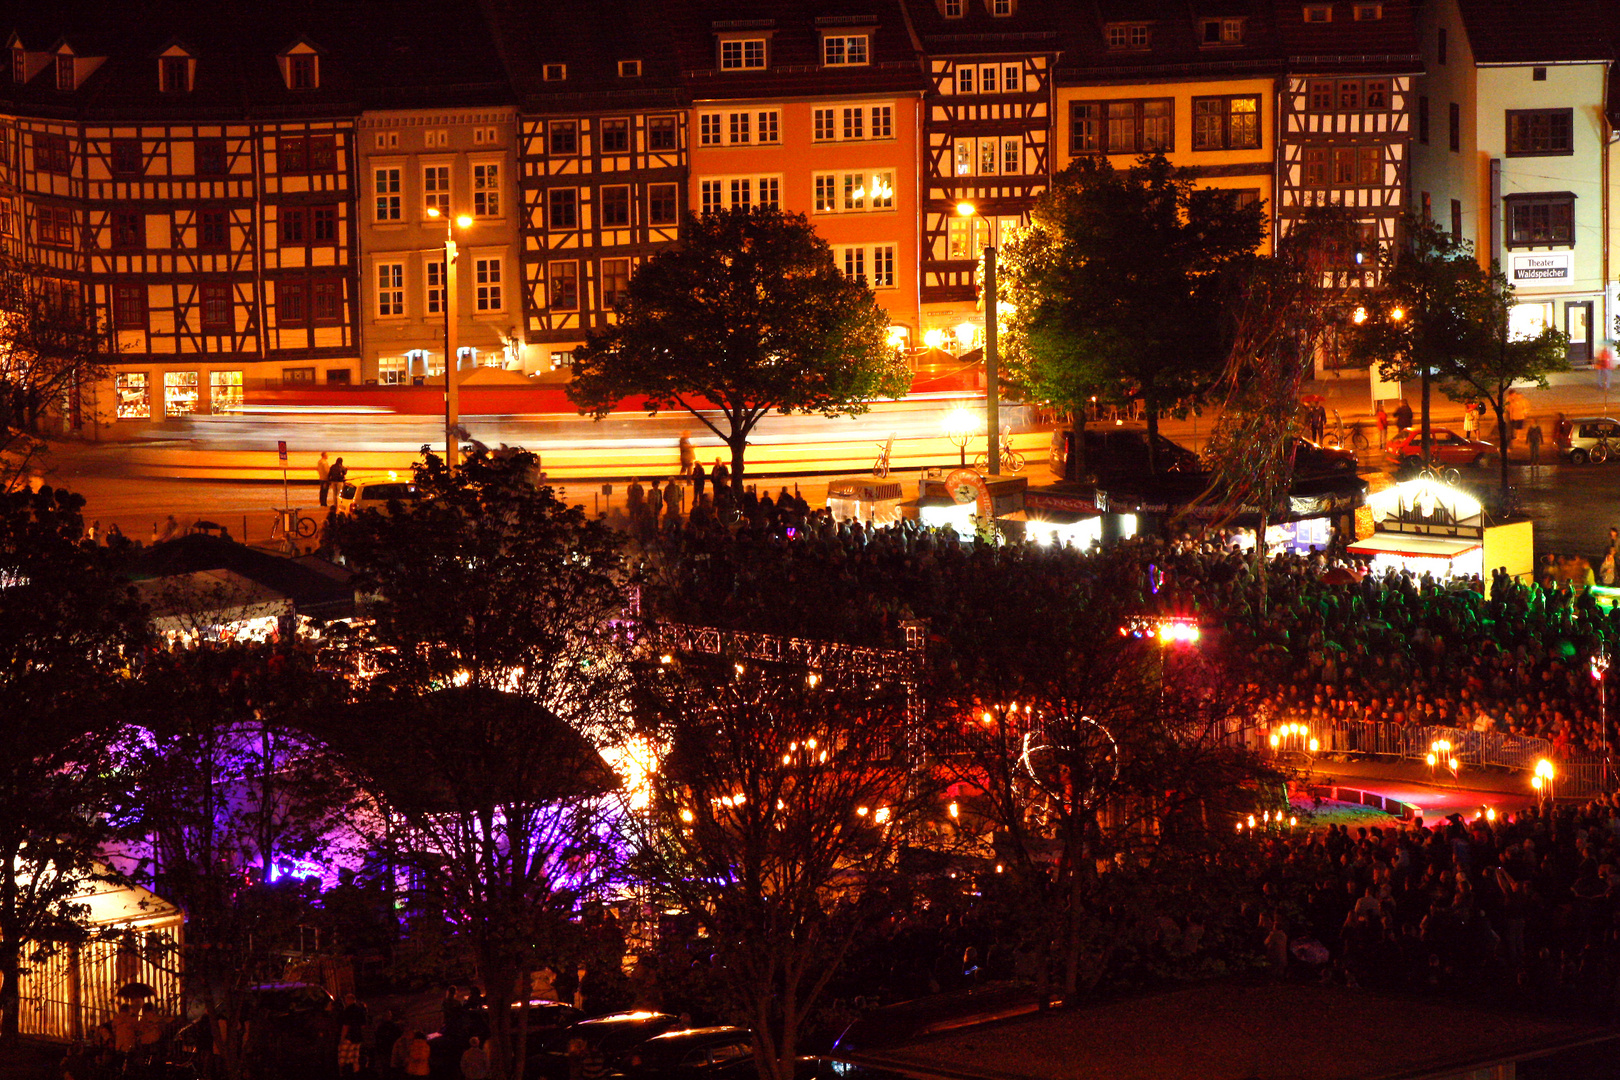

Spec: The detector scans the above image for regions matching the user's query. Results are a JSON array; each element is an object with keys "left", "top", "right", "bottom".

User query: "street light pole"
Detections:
[
  {"left": 428, "top": 207, "right": 469, "bottom": 473},
  {"left": 956, "top": 202, "right": 1000, "bottom": 476}
]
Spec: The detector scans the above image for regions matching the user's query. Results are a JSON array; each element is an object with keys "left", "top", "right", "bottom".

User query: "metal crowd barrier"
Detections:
[{"left": 1306, "top": 719, "right": 1611, "bottom": 798}]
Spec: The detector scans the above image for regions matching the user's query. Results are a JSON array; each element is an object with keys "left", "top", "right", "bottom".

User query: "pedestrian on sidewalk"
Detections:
[
  {"left": 1375, "top": 403, "right": 1388, "bottom": 448},
  {"left": 1507, "top": 389, "right": 1528, "bottom": 442},
  {"left": 678, "top": 432, "right": 694, "bottom": 477},
  {"left": 1526, "top": 421, "right": 1542, "bottom": 468},
  {"left": 1597, "top": 343, "right": 1615, "bottom": 392},
  {"left": 317, "top": 451, "right": 332, "bottom": 506},
  {"left": 329, "top": 457, "right": 348, "bottom": 500},
  {"left": 1394, "top": 399, "right": 1413, "bottom": 433},
  {"left": 692, "top": 460, "right": 707, "bottom": 502},
  {"left": 1462, "top": 402, "right": 1479, "bottom": 440}
]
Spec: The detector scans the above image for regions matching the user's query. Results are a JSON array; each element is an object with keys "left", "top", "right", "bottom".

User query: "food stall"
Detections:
[
  {"left": 1348, "top": 476, "right": 1533, "bottom": 583},
  {"left": 826, "top": 477, "right": 905, "bottom": 525}
]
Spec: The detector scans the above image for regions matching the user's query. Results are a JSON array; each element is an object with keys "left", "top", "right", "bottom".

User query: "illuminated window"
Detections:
[
  {"left": 823, "top": 35, "right": 868, "bottom": 66},
  {"left": 116, "top": 372, "right": 150, "bottom": 419},
  {"left": 210, "top": 370, "right": 243, "bottom": 412},
  {"left": 473, "top": 163, "right": 500, "bottom": 217},
  {"left": 163, "top": 371, "right": 199, "bottom": 416},
  {"left": 720, "top": 39, "right": 766, "bottom": 70}
]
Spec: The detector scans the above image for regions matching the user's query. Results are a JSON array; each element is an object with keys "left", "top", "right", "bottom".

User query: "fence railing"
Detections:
[{"left": 1292, "top": 719, "right": 1612, "bottom": 799}]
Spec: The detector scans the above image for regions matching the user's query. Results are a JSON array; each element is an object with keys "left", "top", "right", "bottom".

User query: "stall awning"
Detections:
[
  {"left": 997, "top": 509, "right": 1097, "bottom": 525},
  {"left": 828, "top": 478, "right": 904, "bottom": 502},
  {"left": 1347, "top": 533, "right": 1482, "bottom": 561}
]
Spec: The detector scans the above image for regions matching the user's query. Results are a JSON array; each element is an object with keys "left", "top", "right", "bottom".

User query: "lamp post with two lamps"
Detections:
[
  {"left": 954, "top": 201, "right": 1001, "bottom": 476},
  {"left": 426, "top": 206, "right": 473, "bottom": 472}
]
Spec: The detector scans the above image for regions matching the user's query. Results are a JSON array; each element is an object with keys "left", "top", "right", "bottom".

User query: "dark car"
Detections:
[
  {"left": 1384, "top": 427, "right": 1495, "bottom": 469},
  {"left": 511, "top": 999, "right": 585, "bottom": 1037},
  {"left": 1291, "top": 437, "right": 1360, "bottom": 475},
  {"left": 529, "top": 1011, "right": 681, "bottom": 1079},
  {"left": 624, "top": 1026, "right": 756, "bottom": 1080},
  {"left": 1048, "top": 424, "right": 1202, "bottom": 482}
]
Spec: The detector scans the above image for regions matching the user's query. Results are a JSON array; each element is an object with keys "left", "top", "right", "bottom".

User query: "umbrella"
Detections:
[
  {"left": 117, "top": 982, "right": 156, "bottom": 999},
  {"left": 1322, "top": 566, "right": 1361, "bottom": 587}
]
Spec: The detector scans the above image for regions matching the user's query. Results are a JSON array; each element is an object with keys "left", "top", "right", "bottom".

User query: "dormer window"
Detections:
[
  {"left": 10, "top": 44, "right": 24, "bottom": 85},
  {"left": 719, "top": 39, "right": 767, "bottom": 70},
  {"left": 823, "top": 34, "right": 868, "bottom": 67},
  {"left": 281, "top": 47, "right": 318, "bottom": 91},
  {"left": 618, "top": 59, "right": 641, "bottom": 77},
  {"left": 542, "top": 63, "right": 566, "bottom": 81},
  {"left": 55, "top": 53, "right": 75, "bottom": 91},
  {"left": 1303, "top": 4, "right": 1332, "bottom": 22},
  {"left": 1105, "top": 24, "right": 1151, "bottom": 50},
  {"left": 942, "top": 0, "right": 963, "bottom": 15},
  {"left": 1201, "top": 18, "right": 1243, "bottom": 44},
  {"left": 1353, "top": 3, "right": 1382, "bottom": 18},
  {"left": 990, "top": 0, "right": 1013, "bottom": 14},
  {"left": 159, "top": 54, "right": 191, "bottom": 93}
]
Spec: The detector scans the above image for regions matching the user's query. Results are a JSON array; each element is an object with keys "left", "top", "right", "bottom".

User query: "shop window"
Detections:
[
  {"left": 163, "top": 371, "right": 199, "bottom": 416},
  {"left": 210, "top": 370, "right": 243, "bottom": 412},
  {"left": 116, "top": 373, "right": 150, "bottom": 419}
]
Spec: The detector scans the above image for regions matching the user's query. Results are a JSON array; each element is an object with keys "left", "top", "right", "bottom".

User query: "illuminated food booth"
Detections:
[
  {"left": 1348, "top": 476, "right": 1533, "bottom": 583},
  {"left": 826, "top": 477, "right": 905, "bottom": 525}
]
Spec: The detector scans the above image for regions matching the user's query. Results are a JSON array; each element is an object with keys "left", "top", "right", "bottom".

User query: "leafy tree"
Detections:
[
  {"left": 0, "top": 272, "right": 114, "bottom": 445},
  {"left": 625, "top": 657, "right": 931, "bottom": 1080},
  {"left": 122, "top": 638, "right": 360, "bottom": 1080},
  {"left": 999, "top": 152, "right": 1263, "bottom": 474},
  {"left": 0, "top": 485, "right": 144, "bottom": 1041},
  {"left": 1197, "top": 208, "right": 1364, "bottom": 587},
  {"left": 568, "top": 207, "right": 909, "bottom": 491},
  {"left": 336, "top": 448, "right": 635, "bottom": 1080},
  {"left": 1343, "top": 217, "right": 1566, "bottom": 488},
  {"left": 923, "top": 548, "right": 1275, "bottom": 1000}
]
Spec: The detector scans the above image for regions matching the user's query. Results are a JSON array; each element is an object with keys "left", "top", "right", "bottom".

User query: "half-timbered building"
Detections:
[
  {"left": 898, "top": 0, "right": 1059, "bottom": 347},
  {"left": 489, "top": 0, "right": 690, "bottom": 375}
]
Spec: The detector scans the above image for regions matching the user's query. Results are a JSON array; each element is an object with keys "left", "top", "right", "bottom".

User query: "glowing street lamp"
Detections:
[
  {"left": 1534, "top": 758, "right": 1556, "bottom": 803},
  {"left": 944, "top": 407, "right": 978, "bottom": 467},
  {"left": 426, "top": 206, "right": 474, "bottom": 472}
]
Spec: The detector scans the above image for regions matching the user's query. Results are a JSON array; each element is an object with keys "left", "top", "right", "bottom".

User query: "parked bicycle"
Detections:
[
  {"left": 269, "top": 507, "right": 318, "bottom": 550},
  {"left": 1591, "top": 431, "right": 1614, "bottom": 464},
  {"left": 1322, "top": 410, "right": 1371, "bottom": 453},
  {"left": 872, "top": 433, "right": 895, "bottom": 479},
  {"left": 972, "top": 429, "right": 1026, "bottom": 473}
]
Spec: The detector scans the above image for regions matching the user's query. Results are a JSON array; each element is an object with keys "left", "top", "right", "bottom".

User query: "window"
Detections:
[
  {"left": 843, "top": 107, "right": 863, "bottom": 140},
  {"left": 1071, "top": 102, "right": 1099, "bottom": 154},
  {"left": 376, "top": 262, "right": 404, "bottom": 316},
  {"left": 619, "top": 59, "right": 641, "bottom": 77},
  {"left": 35, "top": 133, "right": 70, "bottom": 174},
  {"left": 1202, "top": 18, "right": 1243, "bottom": 44},
  {"left": 815, "top": 171, "right": 894, "bottom": 211},
  {"left": 309, "top": 136, "right": 335, "bottom": 171},
  {"left": 374, "top": 131, "right": 398, "bottom": 150},
  {"left": 111, "top": 139, "right": 142, "bottom": 176},
  {"left": 844, "top": 173, "right": 865, "bottom": 210},
  {"left": 720, "top": 39, "right": 766, "bottom": 70},
  {"left": 823, "top": 35, "right": 869, "bottom": 66},
  {"left": 981, "top": 67, "right": 1000, "bottom": 95},
  {"left": 840, "top": 246, "right": 865, "bottom": 283},
  {"left": 473, "top": 163, "right": 500, "bottom": 217},
  {"left": 424, "top": 165, "right": 449, "bottom": 215},
  {"left": 549, "top": 120, "right": 578, "bottom": 155},
  {"left": 542, "top": 63, "right": 565, "bottom": 81},
  {"left": 547, "top": 260, "right": 577, "bottom": 309},
  {"left": 55, "top": 54, "right": 74, "bottom": 91},
  {"left": 649, "top": 183, "right": 678, "bottom": 225},
  {"left": 196, "top": 207, "right": 228, "bottom": 250},
  {"left": 1356, "top": 145, "right": 1381, "bottom": 184},
  {"left": 280, "top": 205, "right": 338, "bottom": 246},
  {"left": 1088, "top": 99, "right": 1172, "bottom": 154},
  {"left": 1234, "top": 189, "right": 1262, "bottom": 213},
  {"left": 814, "top": 105, "right": 890, "bottom": 141},
  {"left": 313, "top": 280, "right": 341, "bottom": 323},
  {"left": 815, "top": 109, "right": 835, "bottom": 141},
  {"left": 1105, "top": 24, "right": 1150, "bottom": 49},
  {"left": 163, "top": 371, "right": 199, "bottom": 416},
  {"left": 1507, "top": 109, "right": 1573, "bottom": 156},
  {"left": 200, "top": 284, "right": 232, "bottom": 331},
  {"left": 872, "top": 244, "right": 895, "bottom": 287},
  {"left": 1338, "top": 81, "right": 1360, "bottom": 110},
  {"left": 1332, "top": 147, "right": 1355, "bottom": 185},
  {"left": 312, "top": 205, "right": 337, "bottom": 243},
  {"left": 840, "top": 245, "right": 896, "bottom": 287},
  {"left": 757, "top": 111, "right": 779, "bottom": 144},
  {"left": 698, "top": 175, "right": 778, "bottom": 212},
  {"left": 954, "top": 140, "right": 973, "bottom": 176},
  {"left": 278, "top": 135, "right": 306, "bottom": 172},
  {"left": 944, "top": 0, "right": 962, "bottom": 15},
  {"left": 1364, "top": 80, "right": 1388, "bottom": 109},
  {"left": 111, "top": 210, "right": 142, "bottom": 250},
  {"left": 115, "top": 373, "right": 149, "bottom": 419},
  {"left": 279, "top": 281, "right": 307, "bottom": 325},
  {"left": 701, "top": 180, "right": 722, "bottom": 215},
  {"left": 378, "top": 357, "right": 408, "bottom": 385},
  {"left": 1303, "top": 4, "right": 1331, "bottom": 22},
  {"left": 1303, "top": 147, "right": 1328, "bottom": 187},
  {"left": 602, "top": 258, "right": 630, "bottom": 309},
  {"left": 1003, "top": 137, "right": 1021, "bottom": 174},
  {"left": 814, "top": 175, "right": 836, "bottom": 213},
  {"left": 871, "top": 106, "right": 893, "bottom": 138},
  {"left": 1308, "top": 81, "right": 1333, "bottom": 111},
  {"left": 1417, "top": 95, "right": 1429, "bottom": 144},
  {"left": 424, "top": 129, "right": 448, "bottom": 149},
  {"left": 699, "top": 114, "right": 721, "bottom": 147},
  {"left": 425, "top": 258, "right": 444, "bottom": 314},
  {"left": 547, "top": 187, "right": 577, "bottom": 229},
  {"left": 282, "top": 366, "right": 316, "bottom": 383},
  {"left": 0, "top": 198, "right": 13, "bottom": 237},
  {"left": 648, "top": 116, "right": 677, "bottom": 151},
  {"left": 601, "top": 185, "right": 631, "bottom": 228},
  {"left": 600, "top": 118, "right": 630, "bottom": 153},
  {"left": 1506, "top": 194, "right": 1575, "bottom": 247},
  {"left": 374, "top": 167, "right": 401, "bottom": 221},
  {"left": 1192, "top": 96, "right": 1260, "bottom": 150},
  {"left": 947, "top": 216, "right": 973, "bottom": 259},
  {"left": 287, "top": 53, "right": 316, "bottom": 90},
  {"left": 36, "top": 203, "right": 74, "bottom": 246},
  {"left": 1353, "top": 4, "right": 1382, "bottom": 19},
  {"left": 196, "top": 138, "right": 227, "bottom": 175},
  {"left": 1449, "top": 102, "right": 1460, "bottom": 152},
  {"left": 956, "top": 65, "right": 974, "bottom": 94},
  {"left": 1451, "top": 199, "right": 1463, "bottom": 239},
  {"left": 474, "top": 258, "right": 501, "bottom": 310},
  {"left": 210, "top": 370, "right": 243, "bottom": 412},
  {"left": 112, "top": 285, "right": 147, "bottom": 329},
  {"left": 1437, "top": 27, "right": 1447, "bottom": 64},
  {"left": 10, "top": 48, "right": 23, "bottom": 85}
]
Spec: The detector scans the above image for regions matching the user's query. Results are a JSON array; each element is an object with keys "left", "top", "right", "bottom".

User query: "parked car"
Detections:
[
  {"left": 529, "top": 1011, "right": 681, "bottom": 1080},
  {"left": 1290, "top": 437, "right": 1360, "bottom": 475},
  {"left": 1048, "top": 424, "right": 1202, "bottom": 482},
  {"left": 1384, "top": 427, "right": 1495, "bottom": 469},
  {"left": 1556, "top": 416, "right": 1620, "bottom": 463},
  {"left": 335, "top": 477, "right": 420, "bottom": 516},
  {"left": 624, "top": 1026, "right": 756, "bottom": 1080}
]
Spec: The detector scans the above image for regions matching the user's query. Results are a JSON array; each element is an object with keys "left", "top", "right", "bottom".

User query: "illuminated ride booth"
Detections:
[{"left": 1348, "top": 476, "right": 1534, "bottom": 583}]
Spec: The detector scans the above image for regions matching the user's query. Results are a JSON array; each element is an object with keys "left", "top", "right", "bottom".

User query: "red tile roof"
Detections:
[{"left": 1458, "top": 0, "right": 1615, "bottom": 64}]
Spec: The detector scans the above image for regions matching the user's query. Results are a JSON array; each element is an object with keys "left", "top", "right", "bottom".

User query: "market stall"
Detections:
[{"left": 1348, "top": 476, "right": 1533, "bottom": 583}]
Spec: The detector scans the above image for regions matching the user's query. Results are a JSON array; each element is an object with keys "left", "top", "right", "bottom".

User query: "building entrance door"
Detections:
[{"left": 1567, "top": 301, "right": 1593, "bottom": 363}]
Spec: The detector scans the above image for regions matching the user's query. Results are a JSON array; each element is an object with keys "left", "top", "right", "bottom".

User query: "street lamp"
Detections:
[
  {"left": 426, "top": 206, "right": 473, "bottom": 472},
  {"left": 944, "top": 407, "right": 977, "bottom": 467},
  {"left": 1594, "top": 651, "right": 1611, "bottom": 790},
  {"left": 1533, "top": 758, "right": 1556, "bottom": 805},
  {"left": 956, "top": 201, "right": 1001, "bottom": 476}
]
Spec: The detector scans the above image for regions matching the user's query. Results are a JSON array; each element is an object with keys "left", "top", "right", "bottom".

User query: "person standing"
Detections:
[
  {"left": 402, "top": 1031, "right": 431, "bottom": 1078},
  {"left": 1597, "top": 343, "right": 1615, "bottom": 391},
  {"left": 678, "top": 432, "right": 694, "bottom": 477},
  {"left": 1462, "top": 402, "right": 1479, "bottom": 439},
  {"left": 317, "top": 452, "right": 332, "bottom": 506},
  {"left": 1394, "top": 399, "right": 1413, "bottom": 432},
  {"left": 328, "top": 457, "right": 348, "bottom": 503},
  {"left": 1374, "top": 403, "right": 1389, "bottom": 448},
  {"left": 1526, "top": 420, "right": 1543, "bottom": 468},
  {"left": 712, "top": 458, "right": 730, "bottom": 491},
  {"left": 460, "top": 1036, "right": 491, "bottom": 1080},
  {"left": 663, "top": 477, "right": 682, "bottom": 522},
  {"left": 691, "top": 460, "right": 707, "bottom": 502},
  {"left": 374, "top": 1010, "right": 403, "bottom": 1080}
]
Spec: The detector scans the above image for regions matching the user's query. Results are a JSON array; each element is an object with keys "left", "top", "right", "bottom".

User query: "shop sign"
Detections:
[{"left": 1510, "top": 253, "right": 1571, "bottom": 282}]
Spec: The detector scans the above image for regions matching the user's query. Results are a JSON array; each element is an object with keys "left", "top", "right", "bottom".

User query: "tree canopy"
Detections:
[
  {"left": 568, "top": 207, "right": 909, "bottom": 490},
  {"left": 999, "top": 152, "right": 1264, "bottom": 472}
]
